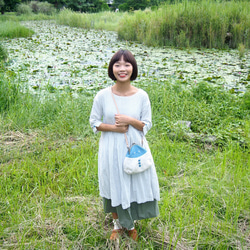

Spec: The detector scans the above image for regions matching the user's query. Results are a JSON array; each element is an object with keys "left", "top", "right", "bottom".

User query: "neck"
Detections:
[{"left": 112, "top": 82, "right": 137, "bottom": 96}]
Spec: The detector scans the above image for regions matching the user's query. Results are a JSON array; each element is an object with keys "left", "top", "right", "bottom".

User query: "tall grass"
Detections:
[
  {"left": 0, "top": 70, "right": 249, "bottom": 248},
  {"left": 118, "top": 0, "right": 250, "bottom": 48},
  {"left": 0, "top": 21, "right": 34, "bottom": 38},
  {"left": 0, "top": 12, "right": 56, "bottom": 22},
  {"left": 56, "top": 8, "right": 126, "bottom": 31}
]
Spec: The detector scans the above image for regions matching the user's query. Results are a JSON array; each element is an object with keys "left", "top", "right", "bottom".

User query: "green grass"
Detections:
[
  {"left": 0, "top": 21, "right": 34, "bottom": 38},
  {"left": 0, "top": 2, "right": 249, "bottom": 248},
  {"left": 118, "top": 0, "right": 250, "bottom": 49},
  {"left": 56, "top": 8, "right": 126, "bottom": 31},
  {"left": 0, "top": 68, "right": 249, "bottom": 248}
]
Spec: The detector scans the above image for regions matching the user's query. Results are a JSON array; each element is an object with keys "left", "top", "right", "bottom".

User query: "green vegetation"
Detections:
[
  {"left": 0, "top": 43, "right": 7, "bottom": 61},
  {"left": 56, "top": 8, "right": 126, "bottom": 31},
  {"left": 0, "top": 64, "right": 249, "bottom": 248},
  {"left": 0, "top": 1, "right": 249, "bottom": 248},
  {"left": 118, "top": 1, "right": 250, "bottom": 49},
  {"left": 16, "top": 1, "right": 56, "bottom": 15},
  {"left": 0, "top": 20, "right": 34, "bottom": 38}
]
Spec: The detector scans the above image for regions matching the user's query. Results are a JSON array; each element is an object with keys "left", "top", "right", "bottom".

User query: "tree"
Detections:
[
  {"left": 66, "top": 0, "right": 109, "bottom": 12},
  {"left": 0, "top": 0, "right": 5, "bottom": 14},
  {"left": 3, "top": 0, "right": 22, "bottom": 12},
  {"left": 39, "top": 0, "right": 67, "bottom": 9},
  {"left": 113, "top": 0, "right": 156, "bottom": 11}
]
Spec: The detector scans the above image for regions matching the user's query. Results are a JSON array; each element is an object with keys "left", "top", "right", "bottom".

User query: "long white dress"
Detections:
[{"left": 89, "top": 87, "right": 160, "bottom": 210}]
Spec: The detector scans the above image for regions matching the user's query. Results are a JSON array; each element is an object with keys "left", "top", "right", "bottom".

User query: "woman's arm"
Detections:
[
  {"left": 97, "top": 122, "right": 129, "bottom": 133},
  {"left": 114, "top": 114, "right": 145, "bottom": 132}
]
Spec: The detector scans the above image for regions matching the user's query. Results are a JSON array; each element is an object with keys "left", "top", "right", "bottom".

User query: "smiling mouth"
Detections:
[{"left": 119, "top": 74, "right": 127, "bottom": 78}]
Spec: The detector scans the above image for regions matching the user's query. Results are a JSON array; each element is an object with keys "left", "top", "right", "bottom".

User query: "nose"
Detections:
[{"left": 120, "top": 65, "right": 126, "bottom": 71}]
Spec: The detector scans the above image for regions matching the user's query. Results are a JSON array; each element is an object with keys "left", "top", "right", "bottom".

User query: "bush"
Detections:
[
  {"left": 16, "top": 3, "right": 33, "bottom": 15},
  {"left": 36, "top": 1, "right": 56, "bottom": 15},
  {"left": 29, "top": 1, "right": 39, "bottom": 13},
  {"left": 17, "top": 1, "right": 56, "bottom": 15},
  {"left": 0, "top": 43, "right": 7, "bottom": 61}
]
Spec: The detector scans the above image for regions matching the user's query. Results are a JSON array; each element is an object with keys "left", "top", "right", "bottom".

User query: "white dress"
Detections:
[{"left": 89, "top": 87, "right": 160, "bottom": 209}]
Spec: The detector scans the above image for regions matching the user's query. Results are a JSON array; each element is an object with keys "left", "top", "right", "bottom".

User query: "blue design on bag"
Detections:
[
  {"left": 125, "top": 144, "right": 147, "bottom": 158},
  {"left": 138, "top": 159, "right": 141, "bottom": 167}
]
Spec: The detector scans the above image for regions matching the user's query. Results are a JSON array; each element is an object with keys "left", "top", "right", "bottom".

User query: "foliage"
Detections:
[
  {"left": 36, "top": 1, "right": 56, "bottom": 14},
  {"left": 0, "top": 0, "right": 4, "bottom": 11},
  {"left": 118, "top": 0, "right": 250, "bottom": 49},
  {"left": 2, "top": 0, "right": 22, "bottom": 13},
  {"left": 0, "top": 74, "right": 20, "bottom": 112},
  {"left": 242, "top": 90, "right": 250, "bottom": 110},
  {"left": 0, "top": 43, "right": 7, "bottom": 61},
  {"left": 65, "top": 0, "right": 109, "bottom": 13},
  {"left": 16, "top": 3, "right": 32, "bottom": 15},
  {"left": 57, "top": 8, "right": 92, "bottom": 29},
  {"left": 113, "top": 0, "right": 161, "bottom": 11},
  {"left": 0, "top": 70, "right": 249, "bottom": 248},
  {"left": 56, "top": 8, "right": 125, "bottom": 30},
  {"left": 0, "top": 21, "right": 34, "bottom": 38},
  {"left": 16, "top": 1, "right": 56, "bottom": 15}
]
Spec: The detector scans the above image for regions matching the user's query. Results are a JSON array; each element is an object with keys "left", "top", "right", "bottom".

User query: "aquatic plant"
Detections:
[{"left": 118, "top": 0, "right": 250, "bottom": 49}]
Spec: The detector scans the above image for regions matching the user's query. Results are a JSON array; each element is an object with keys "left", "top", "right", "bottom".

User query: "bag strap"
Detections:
[{"left": 111, "top": 87, "right": 130, "bottom": 149}]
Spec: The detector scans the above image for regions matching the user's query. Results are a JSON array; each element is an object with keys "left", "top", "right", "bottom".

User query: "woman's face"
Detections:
[{"left": 112, "top": 56, "right": 133, "bottom": 83}]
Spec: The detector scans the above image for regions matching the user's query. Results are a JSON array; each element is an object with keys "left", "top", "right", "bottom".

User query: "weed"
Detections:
[
  {"left": 118, "top": 1, "right": 250, "bottom": 49},
  {"left": 0, "top": 43, "right": 7, "bottom": 61},
  {"left": 0, "top": 21, "right": 34, "bottom": 38},
  {"left": 238, "top": 43, "right": 246, "bottom": 59}
]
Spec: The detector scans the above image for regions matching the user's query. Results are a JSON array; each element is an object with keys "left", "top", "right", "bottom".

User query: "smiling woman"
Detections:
[{"left": 90, "top": 50, "right": 160, "bottom": 241}]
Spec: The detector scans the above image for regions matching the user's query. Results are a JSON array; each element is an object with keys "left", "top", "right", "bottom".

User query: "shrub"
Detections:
[
  {"left": 28, "top": 1, "right": 56, "bottom": 15},
  {"left": 16, "top": 3, "right": 33, "bottom": 15},
  {"left": 36, "top": 1, "right": 56, "bottom": 15},
  {"left": 29, "top": 1, "right": 39, "bottom": 13}
]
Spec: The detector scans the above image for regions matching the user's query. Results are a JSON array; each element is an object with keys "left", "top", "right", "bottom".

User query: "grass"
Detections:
[
  {"left": 1, "top": 1, "right": 249, "bottom": 48},
  {"left": 118, "top": 0, "right": 250, "bottom": 49},
  {"left": 0, "top": 67, "right": 249, "bottom": 248},
  {"left": 0, "top": 2, "right": 249, "bottom": 248},
  {"left": 0, "top": 21, "right": 34, "bottom": 38},
  {"left": 56, "top": 8, "right": 126, "bottom": 31}
]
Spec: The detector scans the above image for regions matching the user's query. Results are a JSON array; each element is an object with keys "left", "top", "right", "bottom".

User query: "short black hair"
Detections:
[{"left": 108, "top": 50, "right": 138, "bottom": 81}]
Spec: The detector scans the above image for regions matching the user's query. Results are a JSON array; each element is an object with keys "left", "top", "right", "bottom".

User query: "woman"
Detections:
[{"left": 89, "top": 49, "right": 160, "bottom": 241}]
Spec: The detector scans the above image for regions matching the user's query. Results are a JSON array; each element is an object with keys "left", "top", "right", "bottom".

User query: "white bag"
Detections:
[{"left": 123, "top": 144, "right": 153, "bottom": 174}]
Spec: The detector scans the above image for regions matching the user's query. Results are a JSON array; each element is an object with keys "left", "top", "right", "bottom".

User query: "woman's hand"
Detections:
[
  {"left": 115, "top": 114, "right": 144, "bottom": 131},
  {"left": 115, "top": 114, "right": 131, "bottom": 126}
]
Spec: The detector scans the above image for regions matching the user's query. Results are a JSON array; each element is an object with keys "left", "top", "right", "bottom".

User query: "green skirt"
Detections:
[{"left": 103, "top": 198, "right": 159, "bottom": 229}]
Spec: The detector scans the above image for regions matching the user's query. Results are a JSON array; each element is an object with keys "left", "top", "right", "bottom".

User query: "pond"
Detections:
[{"left": 3, "top": 20, "right": 250, "bottom": 95}]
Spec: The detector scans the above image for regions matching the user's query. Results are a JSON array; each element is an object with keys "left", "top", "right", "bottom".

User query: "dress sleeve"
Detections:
[
  {"left": 89, "top": 92, "right": 103, "bottom": 134},
  {"left": 141, "top": 92, "right": 152, "bottom": 135}
]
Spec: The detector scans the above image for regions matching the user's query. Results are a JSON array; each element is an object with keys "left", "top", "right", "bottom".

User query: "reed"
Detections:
[
  {"left": 0, "top": 21, "right": 34, "bottom": 38},
  {"left": 56, "top": 8, "right": 125, "bottom": 31},
  {"left": 118, "top": 0, "right": 250, "bottom": 48}
]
